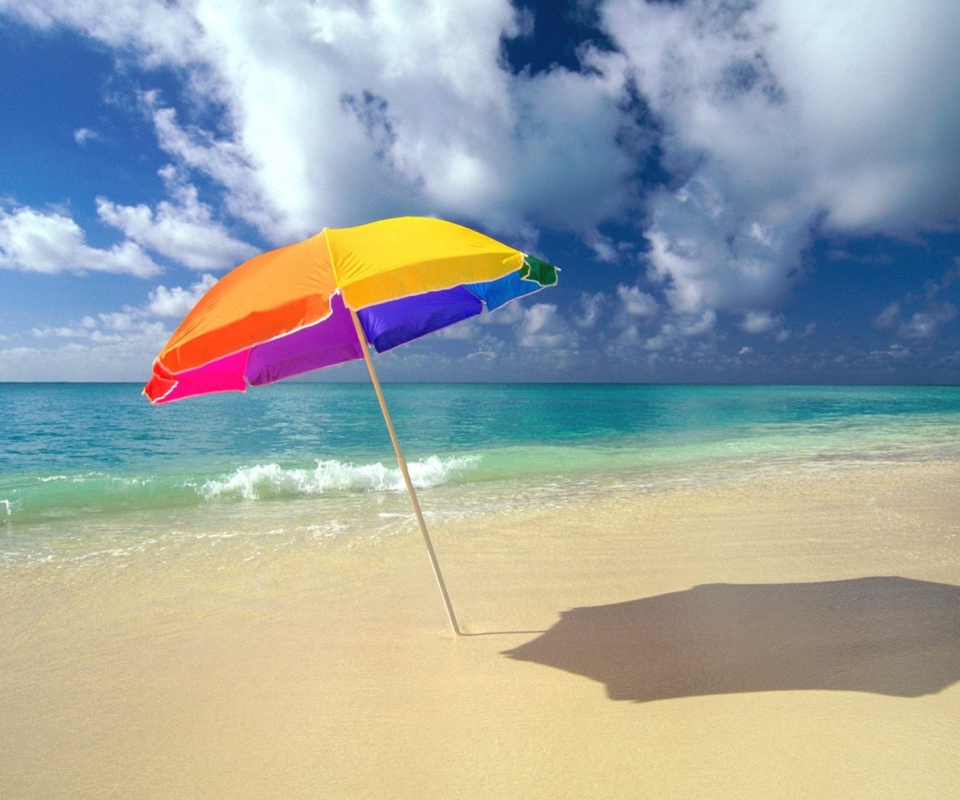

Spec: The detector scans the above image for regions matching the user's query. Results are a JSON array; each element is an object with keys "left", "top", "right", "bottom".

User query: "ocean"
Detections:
[{"left": 3, "top": 382, "right": 960, "bottom": 567}]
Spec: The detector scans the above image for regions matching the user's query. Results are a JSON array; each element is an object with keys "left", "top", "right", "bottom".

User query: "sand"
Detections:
[{"left": 2, "top": 462, "right": 960, "bottom": 798}]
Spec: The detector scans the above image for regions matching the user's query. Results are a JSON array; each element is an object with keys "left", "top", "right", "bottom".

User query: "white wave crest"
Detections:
[
  {"left": 1, "top": 499, "right": 11, "bottom": 517},
  {"left": 200, "top": 455, "right": 480, "bottom": 501}
]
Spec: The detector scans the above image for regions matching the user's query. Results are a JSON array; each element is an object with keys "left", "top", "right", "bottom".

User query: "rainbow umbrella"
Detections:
[{"left": 145, "top": 216, "right": 558, "bottom": 634}]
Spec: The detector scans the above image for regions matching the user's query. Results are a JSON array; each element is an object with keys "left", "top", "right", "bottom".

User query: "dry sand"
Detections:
[{"left": 2, "top": 462, "right": 959, "bottom": 798}]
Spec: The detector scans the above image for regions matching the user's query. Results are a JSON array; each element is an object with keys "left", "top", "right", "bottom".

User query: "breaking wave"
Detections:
[{"left": 200, "top": 455, "right": 482, "bottom": 500}]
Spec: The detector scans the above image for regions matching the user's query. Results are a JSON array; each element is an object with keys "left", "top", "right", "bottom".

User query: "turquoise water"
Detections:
[{"left": 3, "top": 383, "right": 960, "bottom": 548}]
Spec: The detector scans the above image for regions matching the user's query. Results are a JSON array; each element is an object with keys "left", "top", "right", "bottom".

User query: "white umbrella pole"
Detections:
[{"left": 349, "top": 308, "right": 462, "bottom": 636}]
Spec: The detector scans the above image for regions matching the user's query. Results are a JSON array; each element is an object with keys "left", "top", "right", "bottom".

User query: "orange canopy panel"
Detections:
[{"left": 157, "top": 232, "right": 338, "bottom": 373}]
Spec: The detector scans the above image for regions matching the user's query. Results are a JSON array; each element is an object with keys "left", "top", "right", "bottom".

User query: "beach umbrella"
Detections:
[{"left": 144, "top": 216, "right": 559, "bottom": 635}]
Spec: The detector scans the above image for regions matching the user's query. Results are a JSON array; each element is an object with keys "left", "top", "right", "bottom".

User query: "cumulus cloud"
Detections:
[
  {"left": 0, "top": 0, "right": 645, "bottom": 247},
  {"left": 899, "top": 305, "right": 958, "bottom": 339},
  {"left": 873, "top": 266, "right": 959, "bottom": 339},
  {"left": 519, "top": 303, "right": 577, "bottom": 352},
  {"left": 642, "top": 180, "right": 809, "bottom": 314},
  {"left": 146, "top": 273, "right": 218, "bottom": 317},
  {"left": 616, "top": 284, "right": 658, "bottom": 317},
  {"left": 0, "top": 204, "right": 161, "bottom": 277},
  {"left": 875, "top": 301, "right": 957, "bottom": 340},
  {"left": 583, "top": 229, "right": 620, "bottom": 263},
  {"left": 575, "top": 291, "right": 606, "bottom": 329},
  {"left": 639, "top": 309, "right": 717, "bottom": 353},
  {"left": 740, "top": 310, "right": 784, "bottom": 335},
  {"left": 873, "top": 302, "right": 903, "bottom": 330},
  {"left": 0, "top": 188, "right": 254, "bottom": 278},
  {"left": 678, "top": 310, "right": 717, "bottom": 337},
  {"left": 96, "top": 168, "right": 258, "bottom": 271},
  {"left": 598, "top": 0, "right": 960, "bottom": 316}
]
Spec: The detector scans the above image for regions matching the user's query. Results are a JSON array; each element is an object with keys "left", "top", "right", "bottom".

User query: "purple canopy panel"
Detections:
[
  {"left": 245, "top": 293, "right": 364, "bottom": 386},
  {"left": 358, "top": 286, "right": 483, "bottom": 353}
]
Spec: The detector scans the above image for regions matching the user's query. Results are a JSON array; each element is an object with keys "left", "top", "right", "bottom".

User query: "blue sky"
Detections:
[{"left": 1, "top": 0, "right": 958, "bottom": 384}]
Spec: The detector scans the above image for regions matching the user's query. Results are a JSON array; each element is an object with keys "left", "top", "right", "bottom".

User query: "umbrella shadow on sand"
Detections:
[{"left": 503, "top": 577, "right": 960, "bottom": 703}]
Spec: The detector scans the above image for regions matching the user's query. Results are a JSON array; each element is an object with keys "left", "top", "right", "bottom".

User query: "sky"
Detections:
[{"left": 1, "top": 0, "right": 959, "bottom": 384}]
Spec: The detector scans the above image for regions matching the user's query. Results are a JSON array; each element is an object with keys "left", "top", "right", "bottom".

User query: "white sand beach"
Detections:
[{"left": 2, "top": 462, "right": 959, "bottom": 798}]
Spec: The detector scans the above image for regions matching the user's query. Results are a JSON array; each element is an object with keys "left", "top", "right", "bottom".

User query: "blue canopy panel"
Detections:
[
  {"left": 356, "top": 269, "right": 546, "bottom": 353},
  {"left": 466, "top": 270, "right": 545, "bottom": 311}
]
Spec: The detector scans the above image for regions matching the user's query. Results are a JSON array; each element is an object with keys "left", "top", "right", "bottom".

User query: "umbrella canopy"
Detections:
[
  {"left": 144, "top": 216, "right": 559, "bottom": 635},
  {"left": 145, "top": 216, "right": 557, "bottom": 404}
]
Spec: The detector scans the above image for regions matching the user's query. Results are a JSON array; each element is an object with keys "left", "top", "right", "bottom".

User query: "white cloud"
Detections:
[
  {"left": 873, "top": 266, "right": 959, "bottom": 339},
  {"left": 0, "top": 204, "right": 161, "bottom": 277},
  {"left": 2, "top": 0, "right": 645, "bottom": 248},
  {"left": 433, "top": 318, "right": 477, "bottom": 341},
  {"left": 1, "top": 272, "right": 222, "bottom": 380},
  {"left": 575, "top": 292, "right": 606, "bottom": 329},
  {"left": 73, "top": 127, "right": 101, "bottom": 145},
  {"left": 96, "top": 169, "right": 258, "bottom": 271},
  {"left": 598, "top": 0, "right": 960, "bottom": 315},
  {"left": 31, "top": 309, "right": 169, "bottom": 344},
  {"left": 898, "top": 304, "right": 957, "bottom": 340},
  {"left": 874, "top": 302, "right": 902, "bottom": 330},
  {"left": 112, "top": 274, "right": 218, "bottom": 327},
  {"left": 616, "top": 284, "right": 658, "bottom": 317},
  {"left": 31, "top": 324, "right": 91, "bottom": 339},
  {"left": 641, "top": 309, "right": 716, "bottom": 353},
  {"left": 147, "top": 101, "right": 278, "bottom": 234},
  {"left": 0, "top": 339, "right": 166, "bottom": 382},
  {"left": 1, "top": 164, "right": 255, "bottom": 284},
  {"left": 518, "top": 303, "right": 577, "bottom": 352},
  {"left": 642, "top": 176, "right": 809, "bottom": 315},
  {"left": 14, "top": 302, "right": 172, "bottom": 381},
  {"left": 867, "top": 344, "right": 912, "bottom": 362},
  {"left": 642, "top": 330, "right": 670, "bottom": 353},
  {"left": 740, "top": 310, "right": 784, "bottom": 334},
  {"left": 677, "top": 310, "right": 717, "bottom": 337},
  {"left": 146, "top": 273, "right": 218, "bottom": 317},
  {"left": 478, "top": 300, "right": 525, "bottom": 326},
  {"left": 584, "top": 229, "right": 620, "bottom": 263}
]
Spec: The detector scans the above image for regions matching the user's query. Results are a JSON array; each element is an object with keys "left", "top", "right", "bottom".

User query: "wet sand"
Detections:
[{"left": 2, "top": 462, "right": 960, "bottom": 798}]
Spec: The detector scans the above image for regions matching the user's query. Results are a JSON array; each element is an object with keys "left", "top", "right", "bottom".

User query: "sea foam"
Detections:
[{"left": 200, "top": 455, "right": 480, "bottom": 501}]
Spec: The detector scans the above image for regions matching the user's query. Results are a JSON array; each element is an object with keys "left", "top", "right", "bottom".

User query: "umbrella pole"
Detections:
[{"left": 349, "top": 308, "right": 462, "bottom": 636}]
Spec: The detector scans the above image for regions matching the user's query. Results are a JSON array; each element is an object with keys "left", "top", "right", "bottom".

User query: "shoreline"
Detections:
[{"left": 2, "top": 461, "right": 959, "bottom": 798}]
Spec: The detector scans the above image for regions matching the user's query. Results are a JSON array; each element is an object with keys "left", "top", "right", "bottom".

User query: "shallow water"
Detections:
[{"left": 3, "top": 383, "right": 960, "bottom": 566}]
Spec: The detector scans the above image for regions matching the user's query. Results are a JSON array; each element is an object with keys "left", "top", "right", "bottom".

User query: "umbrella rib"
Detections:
[{"left": 348, "top": 306, "right": 462, "bottom": 636}]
